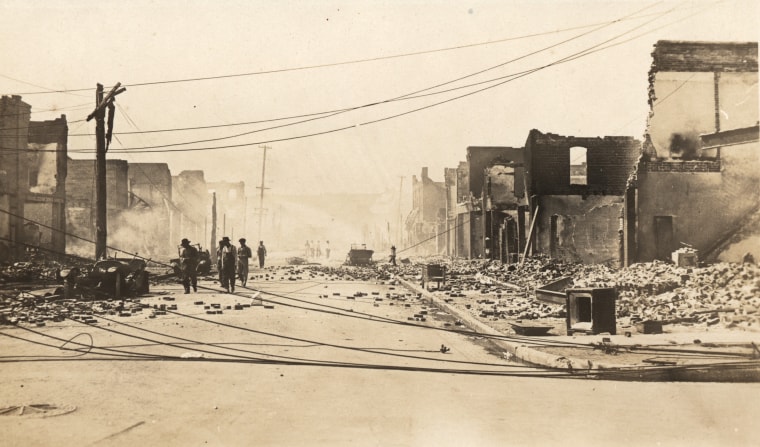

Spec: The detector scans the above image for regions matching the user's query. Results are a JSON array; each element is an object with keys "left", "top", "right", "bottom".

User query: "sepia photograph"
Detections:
[{"left": 1, "top": 1, "right": 758, "bottom": 445}]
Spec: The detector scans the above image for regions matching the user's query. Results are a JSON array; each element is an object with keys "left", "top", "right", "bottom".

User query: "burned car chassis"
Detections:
[{"left": 61, "top": 258, "right": 150, "bottom": 300}]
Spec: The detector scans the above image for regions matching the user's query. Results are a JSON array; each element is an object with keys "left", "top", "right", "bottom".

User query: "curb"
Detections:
[{"left": 396, "top": 276, "right": 642, "bottom": 374}]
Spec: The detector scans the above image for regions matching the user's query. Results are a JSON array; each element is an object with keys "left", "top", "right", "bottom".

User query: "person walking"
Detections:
[
  {"left": 179, "top": 238, "right": 199, "bottom": 294},
  {"left": 217, "top": 236, "right": 237, "bottom": 293},
  {"left": 316, "top": 240, "right": 322, "bottom": 258},
  {"left": 237, "top": 238, "right": 252, "bottom": 286},
  {"left": 390, "top": 245, "right": 397, "bottom": 266},
  {"left": 304, "top": 240, "right": 311, "bottom": 258},
  {"left": 325, "top": 240, "right": 330, "bottom": 259},
  {"left": 257, "top": 240, "right": 267, "bottom": 268}
]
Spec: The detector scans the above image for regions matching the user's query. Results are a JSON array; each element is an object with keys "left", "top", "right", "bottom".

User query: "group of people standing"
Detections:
[
  {"left": 178, "top": 237, "right": 267, "bottom": 294},
  {"left": 304, "top": 240, "right": 330, "bottom": 259}
]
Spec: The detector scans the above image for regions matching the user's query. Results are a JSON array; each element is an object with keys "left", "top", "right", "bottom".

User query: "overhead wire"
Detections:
[
  {"left": 112, "top": 105, "right": 205, "bottom": 227},
  {"left": 51, "top": 1, "right": 701, "bottom": 154},
  {"left": 2, "top": 217, "right": 755, "bottom": 378},
  {"left": 0, "top": 2, "right": 713, "bottom": 156},
  {"left": 1, "top": 9, "right": 669, "bottom": 97},
  {"left": 64, "top": 2, "right": 673, "bottom": 152},
  {"left": 62, "top": 2, "right": 664, "bottom": 145}
]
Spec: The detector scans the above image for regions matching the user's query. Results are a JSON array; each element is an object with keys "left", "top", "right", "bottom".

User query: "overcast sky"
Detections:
[{"left": 1, "top": 0, "right": 757, "bottom": 196}]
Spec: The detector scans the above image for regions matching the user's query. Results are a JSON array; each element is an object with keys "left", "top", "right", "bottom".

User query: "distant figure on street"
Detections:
[
  {"left": 316, "top": 240, "right": 322, "bottom": 258},
  {"left": 304, "top": 240, "right": 311, "bottom": 258},
  {"left": 257, "top": 241, "right": 267, "bottom": 268},
  {"left": 217, "top": 236, "right": 237, "bottom": 293},
  {"left": 310, "top": 240, "right": 316, "bottom": 258},
  {"left": 237, "top": 238, "right": 252, "bottom": 286},
  {"left": 179, "top": 238, "right": 199, "bottom": 294},
  {"left": 390, "top": 245, "right": 397, "bottom": 266},
  {"left": 325, "top": 240, "right": 330, "bottom": 259}
]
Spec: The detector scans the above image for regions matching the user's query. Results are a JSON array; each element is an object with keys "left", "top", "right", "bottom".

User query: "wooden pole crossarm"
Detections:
[{"left": 86, "top": 83, "right": 126, "bottom": 121}]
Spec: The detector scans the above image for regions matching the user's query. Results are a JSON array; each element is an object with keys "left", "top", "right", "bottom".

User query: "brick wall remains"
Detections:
[
  {"left": 525, "top": 129, "right": 640, "bottom": 196},
  {"left": 651, "top": 41, "right": 758, "bottom": 74}
]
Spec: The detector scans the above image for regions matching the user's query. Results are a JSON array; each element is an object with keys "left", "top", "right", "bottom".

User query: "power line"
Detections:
[
  {"left": 61, "top": 2, "right": 664, "bottom": 150},
  {"left": 0, "top": 2, "right": 717, "bottom": 157},
  {"left": 113, "top": 105, "right": 205, "bottom": 227},
  {"left": 15, "top": 5, "right": 677, "bottom": 155},
  {"left": 0, "top": 10, "right": 668, "bottom": 96}
]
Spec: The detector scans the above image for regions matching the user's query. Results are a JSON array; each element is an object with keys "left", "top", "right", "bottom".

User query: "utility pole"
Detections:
[
  {"left": 256, "top": 145, "right": 271, "bottom": 242},
  {"left": 396, "top": 176, "right": 404, "bottom": 244},
  {"left": 210, "top": 192, "right": 217, "bottom": 264},
  {"left": 87, "top": 82, "right": 126, "bottom": 260}
]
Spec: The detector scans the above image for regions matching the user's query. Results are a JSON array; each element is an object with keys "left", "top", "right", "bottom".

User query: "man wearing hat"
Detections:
[
  {"left": 217, "top": 236, "right": 237, "bottom": 293},
  {"left": 237, "top": 238, "right": 252, "bottom": 286},
  {"left": 179, "top": 238, "right": 199, "bottom": 294}
]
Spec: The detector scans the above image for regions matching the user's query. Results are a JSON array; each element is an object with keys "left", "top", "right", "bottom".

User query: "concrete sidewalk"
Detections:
[{"left": 396, "top": 276, "right": 760, "bottom": 382}]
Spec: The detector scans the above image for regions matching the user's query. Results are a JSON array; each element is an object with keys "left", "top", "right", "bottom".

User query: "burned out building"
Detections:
[
  {"left": 207, "top": 181, "right": 246, "bottom": 243},
  {"left": 0, "top": 95, "right": 68, "bottom": 261},
  {"left": 444, "top": 161, "right": 470, "bottom": 258},
  {"left": 405, "top": 167, "right": 446, "bottom": 255},
  {"left": 0, "top": 96, "right": 32, "bottom": 261},
  {"left": 25, "top": 116, "right": 68, "bottom": 257},
  {"left": 625, "top": 40, "right": 759, "bottom": 264},
  {"left": 452, "top": 147, "right": 525, "bottom": 259},
  {"left": 482, "top": 150, "right": 527, "bottom": 263},
  {"left": 125, "top": 162, "right": 174, "bottom": 257},
  {"left": 524, "top": 130, "right": 641, "bottom": 265},
  {"left": 66, "top": 158, "right": 129, "bottom": 257},
  {"left": 172, "top": 170, "right": 209, "bottom": 250}
]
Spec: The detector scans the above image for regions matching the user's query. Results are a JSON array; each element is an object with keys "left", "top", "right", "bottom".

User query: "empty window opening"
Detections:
[{"left": 569, "top": 146, "right": 587, "bottom": 185}]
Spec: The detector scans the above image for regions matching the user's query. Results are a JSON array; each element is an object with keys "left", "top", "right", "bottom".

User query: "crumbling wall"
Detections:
[
  {"left": 647, "top": 41, "right": 758, "bottom": 159},
  {"left": 647, "top": 72, "right": 757, "bottom": 159},
  {"left": 66, "top": 159, "right": 128, "bottom": 257},
  {"left": 535, "top": 195, "right": 623, "bottom": 265},
  {"left": 207, "top": 181, "right": 246, "bottom": 239},
  {"left": 129, "top": 163, "right": 172, "bottom": 207},
  {"left": 524, "top": 130, "right": 639, "bottom": 266},
  {"left": 127, "top": 163, "right": 173, "bottom": 256},
  {"left": 173, "top": 170, "right": 209, "bottom": 246},
  {"left": 0, "top": 95, "right": 31, "bottom": 261},
  {"left": 467, "top": 147, "right": 522, "bottom": 198},
  {"left": 525, "top": 130, "right": 640, "bottom": 196},
  {"left": 67, "top": 159, "right": 129, "bottom": 210},
  {"left": 636, "top": 142, "right": 760, "bottom": 262},
  {"left": 634, "top": 41, "right": 760, "bottom": 262}
]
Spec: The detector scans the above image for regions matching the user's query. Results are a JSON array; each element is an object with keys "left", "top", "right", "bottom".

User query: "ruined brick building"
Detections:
[
  {"left": 524, "top": 131, "right": 641, "bottom": 265},
  {"left": 172, "top": 170, "right": 210, "bottom": 250},
  {"left": 207, "top": 181, "right": 247, "bottom": 243},
  {"left": 447, "top": 147, "right": 526, "bottom": 259},
  {"left": 26, "top": 117, "right": 68, "bottom": 257},
  {"left": 436, "top": 40, "right": 757, "bottom": 268},
  {"left": 0, "top": 95, "right": 68, "bottom": 261},
  {"left": 405, "top": 167, "right": 446, "bottom": 255},
  {"left": 625, "top": 40, "right": 759, "bottom": 264},
  {"left": 66, "top": 158, "right": 128, "bottom": 257},
  {"left": 125, "top": 162, "right": 174, "bottom": 257}
]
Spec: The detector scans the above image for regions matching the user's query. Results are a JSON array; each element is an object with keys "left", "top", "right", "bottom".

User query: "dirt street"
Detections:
[{"left": 1, "top": 265, "right": 759, "bottom": 446}]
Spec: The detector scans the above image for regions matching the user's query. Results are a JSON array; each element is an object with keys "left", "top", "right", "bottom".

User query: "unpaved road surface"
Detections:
[{"left": 2, "top": 265, "right": 759, "bottom": 446}]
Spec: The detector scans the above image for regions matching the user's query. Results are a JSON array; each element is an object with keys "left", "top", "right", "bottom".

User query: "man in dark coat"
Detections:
[
  {"left": 179, "top": 238, "right": 199, "bottom": 294},
  {"left": 257, "top": 241, "right": 267, "bottom": 268}
]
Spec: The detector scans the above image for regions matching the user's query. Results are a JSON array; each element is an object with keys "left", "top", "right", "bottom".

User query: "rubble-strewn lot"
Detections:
[
  {"left": 379, "top": 256, "right": 760, "bottom": 335},
  {"left": 2, "top": 256, "right": 759, "bottom": 336}
]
